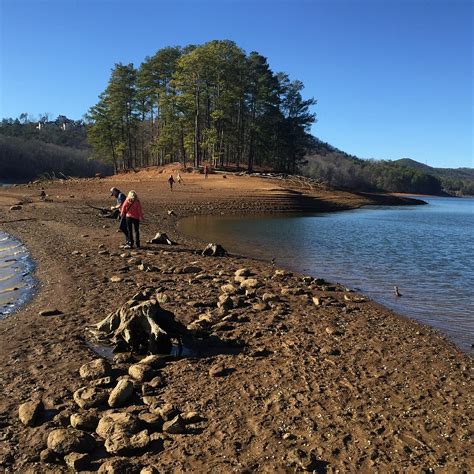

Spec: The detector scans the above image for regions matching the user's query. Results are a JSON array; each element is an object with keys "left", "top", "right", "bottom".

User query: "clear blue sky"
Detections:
[{"left": 0, "top": 0, "right": 472, "bottom": 168}]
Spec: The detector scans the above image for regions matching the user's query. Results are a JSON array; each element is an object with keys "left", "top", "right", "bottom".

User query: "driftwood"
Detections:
[{"left": 93, "top": 289, "right": 188, "bottom": 355}]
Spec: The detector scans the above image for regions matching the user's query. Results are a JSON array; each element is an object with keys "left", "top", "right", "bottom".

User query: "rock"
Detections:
[
  {"left": 181, "top": 265, "right": 203, "bottom": 274},
  {"left": 128, "top": 364, "right": 154, "bottom": 382},
  {"left": 139, "top": 354, "right": 168, "bottom": 368},
  {"left": 154, "top": 403, "right": 180, "bottom": 421},
  {"left": 252, "top": 302, "right": 268, "bottom": 311},
  {"left": 141, "top": 466, "right": 160, "bottom": 474},
  {"left": 162, "top": 414, "right": 186, "bottom": 434},
  {"left": 110, "top": 276, "right": 123, "bottom": 283},
  {"left": 64, "top": 452, "right": 90, "bottom": 471},
  {"left": 202, "top": 243, "right": 227, "bottom": 257},
  {"left": 18, "top": 400, "right": 43, "bottom": 426},
  {"left": 220, "top": 283, "right": 238, "bottom": 294},
  {"left": 91, "top": 376, "right": 114, "bottom": 387},
  {"left": 113, "top": 352, "right": 133, "bottom": 364},
  {"left": 234, "top": 275, "right": 246, "bottom": 284},
  {"left": 38, "top": 308, "right": 63, "bottom": 316},
  {"left": 70, "top": 412, "right": 99, "bottom": 431},
  {"left": 235, "top": 268, "right": 251, "bottom": 277},
  {"left": 209, "top": 363, "right": 228, "bottom": 377},
  {"left": 312, "top": 296, "right": 322, "bottom": 306},
  {"left": 96, "top": 412, "right": 142, "bottom": 439},
  {"left": 138, "top": 412, "right": 163, "bottom": 429},
  {"left": 240, "top": 278, "right": 260, "bottom": 290},
  {"left": 47, "top": 428, "right": 96, "bottom": 455},
  {"left": 79, "top": 358, "right": 112, "bottom": 379},
  {"left": 105, "top": 429, "right": 150, "bottom": 454},
  {"left": 109, "top": 379, "right": 135, "bottom": 408},
  {"left": 217, "top": 294, "right": 234, "bottom": 310},
  {"left": 148, "top": 232, "right": 174, "bottom": 245},
  {"left": 155, "top": 292, "right": 170, "bottom": 304},
  {"left": 98, "top": 457, "right": 137, "bottom": 473},
  {"left": 39, "top": 448, "right": 56, "bottom": 463},
  {"left": 9, "top": 205, "right": 22, "bottom": 211},
  {"left": 274, "top": 269, "right": 292, "bottom": 278},
  {"left": 182, "top": 411, "right": 203, "bottom": 424},
  {"left": 73, "top": 386, "right": 108, "bottom": 409},
  {"left": 262, "top": 293, "right": 279, "bottom": 303}
]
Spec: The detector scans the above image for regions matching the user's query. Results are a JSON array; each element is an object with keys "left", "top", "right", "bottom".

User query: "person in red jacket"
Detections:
[{"left": 120, "top": 190, "right": 144, "bottom": 249}]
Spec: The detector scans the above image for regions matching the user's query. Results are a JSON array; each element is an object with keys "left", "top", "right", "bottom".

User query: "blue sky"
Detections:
[{"left": 0, "top": 0, "right": 472, "bottom": 168}]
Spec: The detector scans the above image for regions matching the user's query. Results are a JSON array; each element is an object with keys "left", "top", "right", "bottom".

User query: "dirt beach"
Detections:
[{"left": 0, "top": 170, "right": 472, "bottom": 473}]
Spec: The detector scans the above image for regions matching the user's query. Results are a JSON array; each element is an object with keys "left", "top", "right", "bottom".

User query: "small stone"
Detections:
[
  {"left": 252, "top": 302, "right": 268, "bottom": 311},
  {"left": 209, "top": 363, "right": 227, "bottom": 377},
  {"left": 79, "top": 358, "right": 111, "bottom": 379},
  {"left": 70, "top": 412, "right": 99, "bottom": 431},
  {"left": 128, "top": 364, "right": 153, "bottom": 382},
  {"left": 47, "top": 428, "right": 96, "bottom": 455},
  {"left": 155, "top": 292, "right": 170, "bottom": 304},
  {"left": 9, "top": 205, "right": 22, "bottom": 211},
  {"left": 138, "top": 412, "right": 163, "bottom": 429},
  {"left": 110, "top": 276, "right": 123, "bottom": 283},
  {"left": 217, "top": 294, "right": 233, "bottom": 309},
  {"left": 220, "top": 283, "right": 238, "bottom": 294},
  {"left": 38, "top": 308, "right": 63, "bottom": 316},
  {"left": 162, "top": 414, "right": 186, "bottom": 434},
  {"left": 141, "top": 466, "right": 160, "bottom": 474},
  {"left": 113, "top": 352, "right": 133, "bottom": 364},
  {"left": 18, "top": 400, "right": 43, "bottom": 426},
  {"left": 240, "top": 278, "right": 260, "bottom": 289},
  {"left": 139, "top": 355, "right": 167, "bottom": 368},
  {"left": 64, "top": 452, "right": 90, "bottom": 471},
  {"left": 91, "top": 376, "right": 114, "bottom": 387},
  {"left": 182, "top": 411, "right": 203, "bottom": 424},
  {"left": 181, "top": 265, "right": 203, "bottom": 274},
  {"left": 98, "top": 457, "right": 136, "bottom": 473},
  {"left": 39, "top": 448, "right": 56, "bottom": 463},
  {"left": 262, "top": 293, "right": 279, "bottom": 303},
  {"left": 105, "top": 429, "right": 150, "bottom": 454},
  {"left": 235, "top": 268, "right": 251, "bottom": 277},
  {"left": 155, "top": 403, "right": 180, "bottom": 421},
  {"left": 108, "top": 379, "right": 134, "bottom": 408}
]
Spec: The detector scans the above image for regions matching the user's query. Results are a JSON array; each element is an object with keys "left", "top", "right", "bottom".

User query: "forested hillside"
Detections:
[
  {"left": 86, "top": 40, "right": 316, "bottom": 173},
  {"left": 0, "top": 117, "right": 111, "bottom": 180},
  {"left": 302, "top": 150, "right": 473, "bottom": 196}
]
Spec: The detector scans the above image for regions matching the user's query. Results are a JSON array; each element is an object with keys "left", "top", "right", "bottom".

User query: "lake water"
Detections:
[
  {"left": 0, "top": 232, "right": 35, "bottom": 318},
  {"left": 179, "top": 197, "right": 474, "bottom": 353}
]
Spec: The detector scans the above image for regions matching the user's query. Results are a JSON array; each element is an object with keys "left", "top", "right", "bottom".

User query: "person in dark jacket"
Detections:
[{"left": 110, "top": 187, "right": 129, "bottom": 244}]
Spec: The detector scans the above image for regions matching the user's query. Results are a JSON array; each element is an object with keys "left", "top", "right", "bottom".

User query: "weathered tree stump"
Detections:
[
  {"left": 93, "top": 289, "right": 187, "bottom": 354},
  {"left": 202, "top": 243, "right": 227, "bottom": 257},
  {"left": 148, "top": 232, "right": 174, "bottom": 245}
]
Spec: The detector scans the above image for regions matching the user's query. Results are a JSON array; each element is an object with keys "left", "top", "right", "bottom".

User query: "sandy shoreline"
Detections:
[{"left": 0, "top": 173, "right": 472, "bottom": 472}]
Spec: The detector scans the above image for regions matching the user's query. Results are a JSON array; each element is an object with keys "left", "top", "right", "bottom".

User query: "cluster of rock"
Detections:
[{"left": 18, "top": 352, "right": 204, "bottom": 471}]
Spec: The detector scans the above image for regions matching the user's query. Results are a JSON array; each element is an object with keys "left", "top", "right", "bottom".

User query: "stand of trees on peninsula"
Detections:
[{"left": 86, "top": 40, "right": 316, "bottom": 173}]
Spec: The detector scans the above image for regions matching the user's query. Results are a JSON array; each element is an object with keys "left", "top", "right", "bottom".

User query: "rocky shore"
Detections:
[{"left": 0, "top": 171, "right": 472, "bottom": 473}]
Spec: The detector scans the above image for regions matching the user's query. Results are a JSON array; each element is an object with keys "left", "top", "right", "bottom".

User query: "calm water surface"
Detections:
[
  {"left": 179, "top": 197, "right": 474, "bottom": 353},
  {"left": 0, "top": 231, "right": 35, "bottom": 317}
]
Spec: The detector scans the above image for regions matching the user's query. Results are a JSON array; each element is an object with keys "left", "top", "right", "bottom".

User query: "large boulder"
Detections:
[
  {"left": 47, "top": 428, "right": 96, "bottom": 455},
  {"left": 93, "top": 297, "right": 188, "bottom": 355},
  {"left": 70, "top": 412, "right": 99, "bottom": 431},
  {"left": 18, "top": 400, "right": 43, "bottom": 426}
]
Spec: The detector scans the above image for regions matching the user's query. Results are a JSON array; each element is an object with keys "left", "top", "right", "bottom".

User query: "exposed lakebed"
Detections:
[{"left": 179, "top": 196, "right": 474, "bottom": 353}]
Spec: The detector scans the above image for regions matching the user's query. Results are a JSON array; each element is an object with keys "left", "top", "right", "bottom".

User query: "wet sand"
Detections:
[{"left": 0, "top": 171, "right": 472, "bottom": 472}]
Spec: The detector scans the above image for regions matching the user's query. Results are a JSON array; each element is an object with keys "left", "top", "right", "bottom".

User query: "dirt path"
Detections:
[{"left": 0, "top": 173, "right": 471, "bottom": 473}]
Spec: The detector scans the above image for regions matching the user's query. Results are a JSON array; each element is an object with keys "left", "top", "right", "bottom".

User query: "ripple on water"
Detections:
[{"left": 0, "top": 231, "right": 35, "bottom": 318}]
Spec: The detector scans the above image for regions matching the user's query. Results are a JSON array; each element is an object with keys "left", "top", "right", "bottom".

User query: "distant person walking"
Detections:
[
  {"left": 204, "top": 164, "right": 209, "bottom": 178},
  {"left": 110, "top": 187, "right": 129, "bottom": 244},
  {"left": 120, "top": 190, "right": 144, "bottom": 249},
  {"left": 168, "top": 174, "right": 175, "bottom": 191},
  {"left": 176, "top": 172, "right": 183, "bottom": 184}
]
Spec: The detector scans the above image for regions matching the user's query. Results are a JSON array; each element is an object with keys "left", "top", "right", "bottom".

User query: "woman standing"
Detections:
[{"left": 120, "top": 190, "right": 144, "bottom": 249}]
